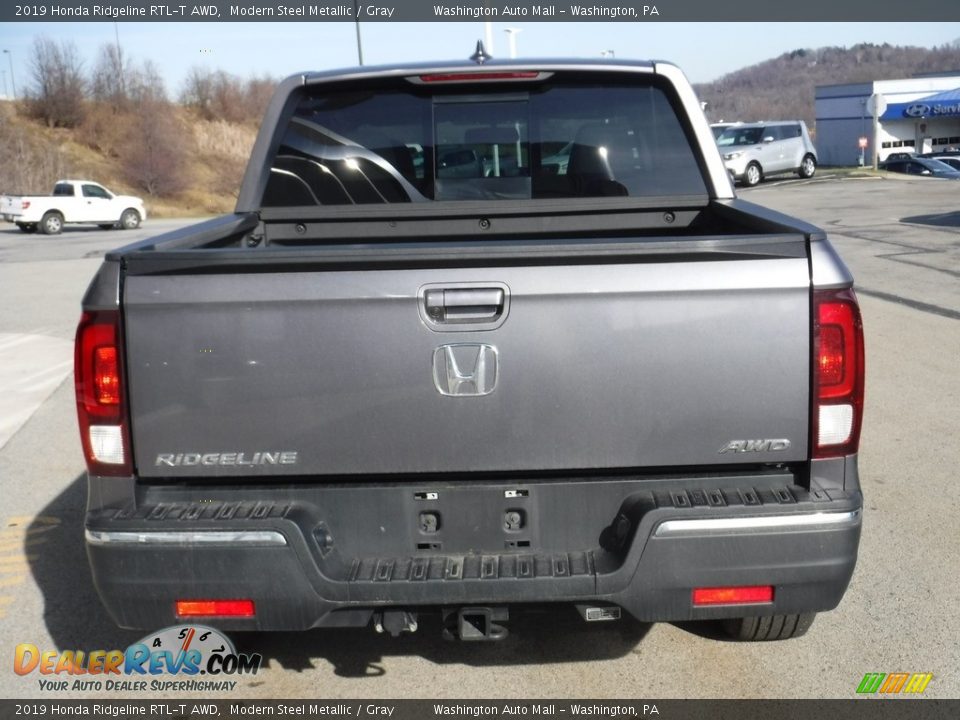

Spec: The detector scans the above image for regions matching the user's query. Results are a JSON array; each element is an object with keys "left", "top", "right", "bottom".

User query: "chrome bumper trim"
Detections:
[
  {"left": 85, "top": 529, "right": 287, "bottom": 546},
  {"left": 654, "top": 509, "right": 861, "bottom": 537}
]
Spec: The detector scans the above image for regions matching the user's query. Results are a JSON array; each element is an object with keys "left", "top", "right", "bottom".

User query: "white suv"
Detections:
[{"left": 717, "top": 121, "right": 818, "bottom": 187}]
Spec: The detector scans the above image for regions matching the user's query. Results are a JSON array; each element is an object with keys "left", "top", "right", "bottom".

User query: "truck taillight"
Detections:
[
  {"left": 812, "top": 289, "right": 865, "bottom": 458},
  {"left": 75, "top": 311, "right": 132, "bottom": 475},
  {"left": 22, "top": 200, "right": 30, "bottom": 210}
]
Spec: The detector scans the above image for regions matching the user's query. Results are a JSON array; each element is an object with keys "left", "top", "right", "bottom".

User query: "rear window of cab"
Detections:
[{"left": 262, "top": 74, "right": 708, "bottom": 206}]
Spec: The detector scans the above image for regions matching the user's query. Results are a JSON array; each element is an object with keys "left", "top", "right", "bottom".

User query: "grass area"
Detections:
[{"left": 140, "top": 184, "right": 247, "bottom": 218}]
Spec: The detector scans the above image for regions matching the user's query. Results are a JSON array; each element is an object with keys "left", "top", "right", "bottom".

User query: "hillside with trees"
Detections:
[
  {"left": 696, "top": 42, "right": 960, "bottom": 129},
  {"left": 0, "top": 37, "right": 271, "bottom": 215}
]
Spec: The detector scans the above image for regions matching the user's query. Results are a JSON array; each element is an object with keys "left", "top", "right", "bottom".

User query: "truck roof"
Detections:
[{"left": 295, "top": 58, "right": 661, "bottom": 86}]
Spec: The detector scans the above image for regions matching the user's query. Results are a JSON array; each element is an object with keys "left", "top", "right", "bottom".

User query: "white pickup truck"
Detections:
[{"left": 1, "top": 180, "right": 146, "bottom": 235}]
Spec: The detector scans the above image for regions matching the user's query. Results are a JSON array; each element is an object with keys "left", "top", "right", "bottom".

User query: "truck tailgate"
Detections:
[
  {"left": 0, "top": 196, "right": 21, "bottom": 217},
  {"left": 124, "top": 243, "right": 811, "bottom": 478}
]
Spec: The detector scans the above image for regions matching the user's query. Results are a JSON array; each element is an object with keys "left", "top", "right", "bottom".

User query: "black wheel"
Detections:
[
  {"left": 722, "top": 613, "right": 816, "bottom": 641},
  {"left": 743, "top": 162, "right": 763, "bottom": 187},
  {"left": 40, "top": 211, "right": 64, "bottom": 235},
  {"left": 119, "top": 208, "right": 141, "bottom": 230},
  {"left": 98, "top": 223, "right": 116, "bottom": 230},
  {"left": 16, "top": 223, "right": 38, "bottom": 234},
  {"left": 799, "top": 154, "right": 817, "bottom": 179}
]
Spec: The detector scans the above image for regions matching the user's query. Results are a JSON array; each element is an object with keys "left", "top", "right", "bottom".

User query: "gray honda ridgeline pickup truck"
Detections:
[{"left": 77, "top": 55, "right": 864, "bottom": 642}]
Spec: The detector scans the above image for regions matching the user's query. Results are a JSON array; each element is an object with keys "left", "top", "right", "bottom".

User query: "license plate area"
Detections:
[{"left": 411, "top": 486, "right": 537, "bottom": 554}]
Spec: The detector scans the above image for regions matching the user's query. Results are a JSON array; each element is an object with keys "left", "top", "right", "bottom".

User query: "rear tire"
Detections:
[
  {"left": 743, "top": 162, "right": 762, "bottom": 187},
  {"left": 120, "top": 208, "right": 141, "bottom": 230},
  {"left": 16, "top": 223, "right": 38, "bottom": 234},
  {"left": 799, "top": 154, "right": 817, "bottom": 179},
  {"left": 723, "top": 613, "right": 816, "bottom": 641},
  {"left": 40, "top": 212, "right": 64, "bottom": 235}
]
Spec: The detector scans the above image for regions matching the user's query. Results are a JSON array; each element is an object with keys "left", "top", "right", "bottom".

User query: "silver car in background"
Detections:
[{"left": 718, "top": 121, "right": 818, "bottom": 186}]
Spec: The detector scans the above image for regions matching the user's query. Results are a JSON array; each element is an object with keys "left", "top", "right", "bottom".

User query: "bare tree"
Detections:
[
  {"left": 180, "top": 66, "right": 215, "bottom": 119},
  {"left": 119, "top": 102, "right": 187, "bottom": 196},
  {"left": 0, "top": 106, "right": 67, "bottom": 194},
  {"left": 244, "top": 75, "right": 277, "bottom": 124},
  {"left": 90, "top": 43, "right": 129, "bottom": 110},
  {"left": 129, "top": 59, "right": 168, "bottom": 104},
  {"left": 118, "top": 60, "right": 187, "bottom": 196},
  {"left": 181, "top": 66, "right": 275, "bottom": 124},
  {"left": 25, "top": 37, "right": 86, "bottom": 128},
  {"left": 210, "top": 70, "right": 247, "bottom": 123}
]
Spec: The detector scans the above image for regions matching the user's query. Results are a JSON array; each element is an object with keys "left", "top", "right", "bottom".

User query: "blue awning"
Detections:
[{"left": 881, "top": 87, "right": 960, "bottom": 120}]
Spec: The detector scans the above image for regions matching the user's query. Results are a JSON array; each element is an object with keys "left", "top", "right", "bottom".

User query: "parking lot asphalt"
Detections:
[{"left": 0, "top": 178, "right": 958, "bottom": 700}]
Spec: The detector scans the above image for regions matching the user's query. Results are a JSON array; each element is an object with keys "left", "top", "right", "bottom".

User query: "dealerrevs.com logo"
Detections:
[
  {"left": 14, "top": 625, "right": 262, "bottom": 692},
  {"left": 856, "top": 672, "right": 933, "bottom": 696}
]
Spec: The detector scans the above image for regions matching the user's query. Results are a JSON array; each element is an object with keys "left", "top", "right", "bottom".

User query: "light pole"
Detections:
[
  {"left": 504, "top": 28, "right": 521, "bottom": 59},
  {"left": 2, "top": 69, "right": 7, "bottom": 99},
  {"left": 859, "top": 98, "right": 866, "bottom": 167},
  {"left": 352, "top": 0, "right": 364, "bottom": 65},
  {"left": 2, "top": 50, "right": 14, "bottom": 100},
  {"left": 114, "top": 22, "right": 125, "bottom": 98}
]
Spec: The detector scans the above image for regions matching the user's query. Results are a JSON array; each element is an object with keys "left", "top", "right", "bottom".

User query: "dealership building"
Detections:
[{"left": 814, "top": 74, "right": 960, "bottom": 166}]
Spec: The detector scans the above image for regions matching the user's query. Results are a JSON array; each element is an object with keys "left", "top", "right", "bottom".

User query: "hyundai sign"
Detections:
[
  {"left": 882, "top": 94, "right": 960, "bottom": 120},
  {"left": 904, "top": 102, "right": 960, "bottom": 118}
]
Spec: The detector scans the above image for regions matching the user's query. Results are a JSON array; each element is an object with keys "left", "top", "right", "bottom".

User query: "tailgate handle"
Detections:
[{"left": 424, "top": 288, "right": 504, "bottom": 323}]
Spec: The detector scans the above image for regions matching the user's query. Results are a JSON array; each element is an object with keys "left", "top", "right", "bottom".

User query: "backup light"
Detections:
[
  {"left": 88, "top": 425, "right": 125, "bottom": 465},
  {"left": 818, "top": 405, "right": 855, "bottom": 447}
]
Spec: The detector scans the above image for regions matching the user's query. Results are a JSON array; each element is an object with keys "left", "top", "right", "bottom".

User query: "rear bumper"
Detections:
[{"left": 85, "top": 473, "right": 862, "bottom": 630}]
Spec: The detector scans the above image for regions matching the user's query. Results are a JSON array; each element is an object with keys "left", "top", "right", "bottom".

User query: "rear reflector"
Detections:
[
  {"left": 176, "top": 599, "right": 256, "bottom": 618},
  {"left": 75, "top": 311, "right": 132, "bottom": 476},
  {"left": 812, "top": 289, "right": 865, "bottom": 458},
  {"left": 692, "top": 585, "right": 774, "bottom": 606}
]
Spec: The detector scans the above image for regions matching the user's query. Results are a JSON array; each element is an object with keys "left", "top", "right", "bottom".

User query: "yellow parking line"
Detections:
[{"left": 0, "top": 516, "right": 61, "bottom": 600}]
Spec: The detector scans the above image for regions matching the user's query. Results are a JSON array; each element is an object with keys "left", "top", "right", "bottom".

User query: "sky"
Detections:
[{"left": 1, "top": 22, "right": 959, "bottom": 99}]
